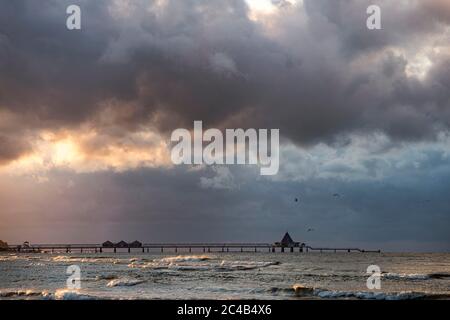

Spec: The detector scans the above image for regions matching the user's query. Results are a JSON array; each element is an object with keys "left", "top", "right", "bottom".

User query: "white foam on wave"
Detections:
[
  {"left": 0, "top": 289, "right": 50, "bottom": 298},
  {"left": 283, "top": 283, "right": 430, "bottom": 300},
  {"left": 53, "top": 289, "right": 97, "bottom": 300},
  {"left": 159, "top": 255, "right": 212, "bottom": 263},
  {"left": 28, "top": 262, "right": 46, "bottom": 267},
  {"left": 0, "top": 255, "right": 19, "bottom": 261},
  {"left": 0, "top": 288, "right": 101, "bottom": 300},
  {"left": 217, "top": 260, "right": 280, "bottom": 271},
  {"left": 127, "top": 255, "right": 280, "bottom": 272},
  {"left": 106, "top": 277, "right": 145, "bottom": 287},
  {"left": 52, "top": 255, "right": 126, "bottom": 264},
  {"left": 382, "top": 272, "right": 430, "bottom": 280},
  {"left": 314, "top": 289, "right": 426, "bottom": 300},
  {"left": 128, "top": 255, "right": 212, "bottom": 270}
]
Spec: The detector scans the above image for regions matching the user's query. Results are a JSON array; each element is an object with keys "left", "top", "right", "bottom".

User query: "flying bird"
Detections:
[
  {"left": 333, "top": 193, "right": 340, "bottom": 198},
  {"left": 307, "top": 228, "right": 314, "bottom": 232}
]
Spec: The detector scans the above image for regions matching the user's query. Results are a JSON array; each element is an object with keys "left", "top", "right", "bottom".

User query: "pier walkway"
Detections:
[{"left": 7, "top": 243, "right": 381, "bottom": 254}]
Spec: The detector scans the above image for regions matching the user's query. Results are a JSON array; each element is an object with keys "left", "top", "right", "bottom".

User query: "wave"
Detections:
[
  {"left": 28, "top": 262, "right": 46, "bottom": 267},
  {"left": 216, "top": 260, "right": 280, "bottom": 271},
  {"left": 95, "top": 274, "right": 118, "bottom": 281},
  {"left": 52, "top": 289, "right": 98, "bottom": 300},
  {"left": 127, "top": 255, "right": 213, "bottom": 269},
  {"left": 270, "top": 284, "right": 450, "bottom": 300},
  {"left": 127, "top": 255, "right": 280, "bottom": 272},
  {"left": 0, "top": 289, "right": 101, "bottom": 300},
  {"left": 0, "top": 255, "right": 19, "bottom": 262},
  {"left": 158, "top": 255, "right": 212, "bottom": 263},
  {"left": 314, "top": 290, "right": 426, "bottom": 300},
  {"left": 382, "top": 272, "right": 450, "bottom": 281},
  {"left": 106, "top": 277, "right": 145, "bottom": 287},
  {"left": 0, "top": 289, "right": 50, "bottom": 298},
  {"left": 52, "top": 255, "right": 127, "bottom": 264}
]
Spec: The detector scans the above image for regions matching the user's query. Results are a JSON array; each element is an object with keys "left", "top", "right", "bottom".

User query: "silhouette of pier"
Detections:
[{"left": 7, "top": 233, "right": 381, "bottom": 254}]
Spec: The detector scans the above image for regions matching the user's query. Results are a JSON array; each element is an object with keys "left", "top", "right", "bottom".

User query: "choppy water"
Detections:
[{"left": 1, "top": 252, "right": 449, "bottom": 300}]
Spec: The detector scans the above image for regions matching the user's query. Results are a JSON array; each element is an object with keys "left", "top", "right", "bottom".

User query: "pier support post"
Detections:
[
  {"left": 227, "top": 248, "right": 229, "bottom": 252},
  {"left": 114, "top": 247, "right": 116, "bottom": 253},
  {"left": 100, "top": 248, "right": 102, "bottom": 253},
  {"left": 300, "top": 247, "right": 303, "bottom": 253},
  {"left": 128, "top": 247, "right": 130, "bottom": 253},
  {"left": 203, "top": 247, "right": 205, "bottom": 253},
  {"left": 81, "top": 248, "right": 83, "bottom": 253},
  {"left": 189, "top": 247, "right": 191, "bottom": 253},
  {"left": 142, "top": 247, "right": 145, "bottom": 253},
  {"left": 281, "top": 247, "right": 284, "bottom": 253},
  {"left": 240, "top": 247, "right": 243, "bottom": 252},
  {"left": 255, "top": 247, "right": 257, "bottom": 252},
  {"left": 272, "top": 247, "right": 275, "bottom": 253},
  {"left": 207, "top": 247, "right": 210, "bottom": 253},
  {"left": 290, "top": 247, "right": 294, "bottom": 253},
  {"left": 161, "top": 247, "right": 163, "bottom": 253},
  {"left": 175, "top": 247, "right": 177, "bottom": 253}
]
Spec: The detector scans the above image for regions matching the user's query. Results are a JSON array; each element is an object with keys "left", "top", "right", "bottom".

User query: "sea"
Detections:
[{"left": 0, "top": 251, "right": 449, "bottom": 300}]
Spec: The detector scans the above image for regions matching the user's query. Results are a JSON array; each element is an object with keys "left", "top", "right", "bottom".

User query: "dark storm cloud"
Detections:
[
  {"left": 0, "top": 134, "right": 30, "bottom": 164},
  {"left": 0, "top": 0, "right": 449, "bottom": 161}
]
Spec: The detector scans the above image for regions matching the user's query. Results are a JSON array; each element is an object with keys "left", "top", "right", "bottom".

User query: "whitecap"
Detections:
[
  {"left": 382, "top": 272, "right": 430, "bottom": 280},
  {"left": 158, "top": 255, "right": 211, "bottom": 263},
  {"left": 106, "top": 277, "right": 145, "bottom": 287},
  {"left": 53, "top": 289, "right": 98, "bottom": 300}
]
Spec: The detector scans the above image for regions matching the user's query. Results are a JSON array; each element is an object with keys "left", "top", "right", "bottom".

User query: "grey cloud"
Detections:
[
  {"left": 0, "top": 135, "right": 30, "bottom": 164},
  {"left": 0, "top": 0, "right": 449, "bottom": 160}
]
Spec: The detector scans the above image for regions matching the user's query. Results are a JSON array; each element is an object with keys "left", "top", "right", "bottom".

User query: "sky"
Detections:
[{"left": 0, "top": 0, "right": 449, "bottom": 251}]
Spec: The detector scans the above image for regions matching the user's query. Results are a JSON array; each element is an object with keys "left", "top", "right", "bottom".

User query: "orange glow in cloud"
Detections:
[{"left": 0, "top": 128, "right": 172, "bottom": 176}]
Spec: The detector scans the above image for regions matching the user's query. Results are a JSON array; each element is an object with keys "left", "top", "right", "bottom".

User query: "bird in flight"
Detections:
[
  {"left": 307, "top": 228, "right": 314, "bottom": 232},
  {"left": 333, "top": 193, "right": 340, "bottom": 198}
]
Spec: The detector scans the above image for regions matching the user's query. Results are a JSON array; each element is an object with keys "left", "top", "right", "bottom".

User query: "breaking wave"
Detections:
[
  {"left": 52, "top": 255, "right": 127, "bottom": 264},
  {"left": 53, "top": 289, "right": 98, "bottom": 300},
  {"left": 270, "top": 284, "right": 450, "bottom": 300},
  {"left": 106, "top": 278, "right": 145, "bottom": 287},
  {"left": 0, "top": 289, "right": 51, "bottom": 298},
  {"left": 216, "top": 260, "right": 280, "bottom": 271},
  {"left": 382, "top": 272, "right": 450, "bottom": 281},
  {"left": 0, "top": 289, "right": 100, "bottom": 300},
  {"left": 158, "top": 255, "right": 212, "bottom": 263},
  {"left": 0, "top": 255, "right": 20, "bottom": 262},
  {"left": 127, "top": 255, "right": 280, "bottom": 272}
]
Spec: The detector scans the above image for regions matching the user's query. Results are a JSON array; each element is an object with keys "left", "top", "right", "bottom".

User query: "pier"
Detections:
[{"left": 7, "top": 233, "right": 380, "bottom": 254}]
